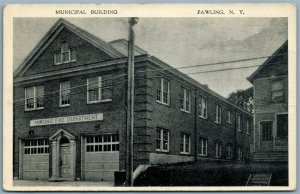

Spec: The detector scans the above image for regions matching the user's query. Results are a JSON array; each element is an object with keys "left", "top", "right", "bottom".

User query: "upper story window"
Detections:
[
  {"left": 199, "top": 137, "right": 208, "bottom": 156},
  {"left": 237, "top": 115, "right": 242, "bottom": 132},
  {"left": 156, "top": 128, "right": 169, "bottom": 152},
  {"left": 215, "top": 104, "right": 222, "bottom": 123},
  {"left": 227, "top": 110, "right": 232, "bottom": 124},
  {"left": 271, "top": 79, "right": 284, "bottom": 102},
  {"left": 87, "top": 76, "right": 112, "bottom": 103},
  {"left": 60, "top": 81, "right": 70, "bottom": 107},
  {"left": 25, "top": 85, "right": 44, "bottom": 111},
  {"left": 156, "top": 78, "right": 170, "bottom": 105},
  {"left": 180, "top": 133, "right": 191, "bottom": 154},
  {"left": 180, "top": 87, "right": 191, "bottom": 113},
  {"left": 246, "top": 119, "right": 250, "bottom": 135},
  {"left": 199, "top": 96, "right": 208, "bottom": 118},
  {"left": 54, "top": 42, "right": 76, "bottom": 65},
  {"left": 215, "top": 141, "right": 222, "bottom": 158}
]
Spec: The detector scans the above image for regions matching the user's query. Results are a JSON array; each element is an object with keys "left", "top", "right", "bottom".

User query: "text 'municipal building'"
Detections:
[{"left": 13, "top": 19, "right": 252, "bottom": 182}]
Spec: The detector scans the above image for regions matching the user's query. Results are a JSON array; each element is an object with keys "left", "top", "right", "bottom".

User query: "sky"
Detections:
[{"left": 13, "top": 17, "right": 287, "bottom": 97}]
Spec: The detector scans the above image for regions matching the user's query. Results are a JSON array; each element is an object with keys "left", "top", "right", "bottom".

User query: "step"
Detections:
[{"left": 246, "top": 174, "right": 272, "bottom": 186}]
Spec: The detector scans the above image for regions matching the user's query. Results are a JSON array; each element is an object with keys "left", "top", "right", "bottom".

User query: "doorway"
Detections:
[{"left": 59, "top": 137, "right": 71, "bottom": 178}]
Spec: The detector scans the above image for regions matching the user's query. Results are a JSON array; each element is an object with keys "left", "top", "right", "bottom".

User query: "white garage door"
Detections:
[
  {"left": 84, "top": 134, "right": 119, "bottom": 181},
  {"left": 22, "top": 139, "right": 49, "bottom": 180}
]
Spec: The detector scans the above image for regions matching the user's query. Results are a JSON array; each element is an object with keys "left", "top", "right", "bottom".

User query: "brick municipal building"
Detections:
[{"left": 13, "top": 19, "right": 253, "bottom": 182}]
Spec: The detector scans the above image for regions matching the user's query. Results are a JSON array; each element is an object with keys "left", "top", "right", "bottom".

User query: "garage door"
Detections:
[
  {"left": 84, "top": 134, "right": 119, "bottom": 181},
  {"left": 22, "top": 139, "right": 49, "bottom": 180}
]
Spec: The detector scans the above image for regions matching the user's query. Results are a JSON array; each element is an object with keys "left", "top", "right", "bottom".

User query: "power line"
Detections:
[
  {"left": 13, "top": 80, "right": 127, "bottom": 107},
  {"left": 135, "top": 53, "right": 288, "bottom": 74},
  {"left": 135, "top": 61, "right": 287, "bottom": 79},
  {"left": 13, "top": 56, "right": 287, "bottom": 104},
  {"left": 13, "top": 74, "right": 127, "bottom": 103}
]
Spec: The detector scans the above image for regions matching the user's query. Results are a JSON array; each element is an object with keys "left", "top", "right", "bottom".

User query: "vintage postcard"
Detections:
[{"left": 3, "top": 3, "right": 296, "bottom": 191}]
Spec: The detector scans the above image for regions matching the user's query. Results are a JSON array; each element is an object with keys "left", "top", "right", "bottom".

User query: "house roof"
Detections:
[
  {"left": 247, "top": 40, "right": 288, "bottom": 84},
  {"left": 13, "top": 18, "right": 125, "bottom": 78}
]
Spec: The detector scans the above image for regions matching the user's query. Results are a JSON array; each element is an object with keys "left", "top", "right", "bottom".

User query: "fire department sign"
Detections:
[{"left": 30, "top": 113, "right": 103, "bottom": 126}]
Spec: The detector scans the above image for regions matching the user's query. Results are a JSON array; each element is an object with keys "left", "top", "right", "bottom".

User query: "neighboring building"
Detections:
[
  {"left": 13, "top": 18, "right": 252, "bottom": 182},
  {"left": 247, "top": 40, "right": 288, "bottom": 156}
]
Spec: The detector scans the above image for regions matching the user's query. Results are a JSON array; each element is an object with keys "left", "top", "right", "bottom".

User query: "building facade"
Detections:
[
  {"left": 248, "top": 41, "right": 288, "bottom": 153},
  {"left": 13, "top": 19, "right": 252, "bottom": 182}
]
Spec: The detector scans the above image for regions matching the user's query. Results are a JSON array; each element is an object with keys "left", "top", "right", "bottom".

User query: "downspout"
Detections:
[{"left": 194, "top": 87, "right": 198, "bottom": 162}]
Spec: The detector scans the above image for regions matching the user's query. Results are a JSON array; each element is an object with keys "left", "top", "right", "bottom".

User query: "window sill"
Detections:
[
  {"left": 199, "top": 116, "right": 208, "bottom": 120},
  {"left": 180, "top": 152, "right": 191, "bottom": 155},
  {"left": 198, "top": 154, "right": 207, "bottom": 157},
  {"left": 25, "top": 108, "right": 44, "bottom": 112},
  {"left": 156, "top": 149, "right": 169, "bottom": 153},
  {"left": 156, "top": 100, "right": 170, "bottom": 107},
  {"left": 180, "top": 109, "right": 191, "bottom": 114},
  {"left": 87, "top": 99, "right": 112, "bottom": 104},
  {"left": 59, "top": 104, "right": 70, "bottom": 108},
  {"left": 54, "top": 60, "right": 76, "bottom": 65},
  {"left": 227, "top": 121, "right": 232, "bottom": 124},
  {"left": 214, "top": 121, "right": 221, "bottom": 124}
]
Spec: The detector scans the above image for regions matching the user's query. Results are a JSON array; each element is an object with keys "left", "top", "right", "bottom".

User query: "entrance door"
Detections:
[{"left": 59, "top": 137, "right": 71, "bottom": 178}]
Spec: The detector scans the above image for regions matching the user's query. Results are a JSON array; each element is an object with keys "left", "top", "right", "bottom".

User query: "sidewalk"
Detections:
[{"left": 13, "top": 179, "right": 115, "bottom": 187}]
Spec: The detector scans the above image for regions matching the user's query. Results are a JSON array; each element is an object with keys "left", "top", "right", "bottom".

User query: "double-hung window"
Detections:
[
  {"left": 180, "top": 87, "right": 191, "bottom": 112},
  {"left": 199, "top": 96, "right": 208, "bottom": 118},
  {"left": 54, "top": 42, "right": 76, "bottom": 65},
  {"left": 156, "top": 128, "right": 169, "bottom": 152},
  {"left": 199, "top": 137, "right": 208, "bottom": 156},
  {"left": 215, "top": 141, "right": 222, "bottom": 158},
  {"left": 156, "top": 78, "right": 170, "bottom": 105},
  {"left": 180, "top": 133, "right": 191, "bottom": 154},
  {"left": 271, "top": 79, "right": 284, "bottom": 102},
  {"left": 227, "top": 110, "right": 232, "bottom": 124},
  {"left": 60, "top": 81, "right": 70, "bottom": 107},
  {"left": 246, "top": 119, "right": 250, "bottom": 135},
  {"left": 87, "top": 76, "right": 112, "bottom": 103},
  {"left": 25, "top": 85, "right": 44, "bottom": 110},
  {"left": 227, "top": 145, "right": 233, "bottom": 159},
  {"left": 237, "top": 115, "right": 242, "bottom": 132},
  {"left": 215, "top": 105, "right": 222, "bottom": 123},
  {"left": 237, "top": 147, "right": 243, "bottom": 160}
]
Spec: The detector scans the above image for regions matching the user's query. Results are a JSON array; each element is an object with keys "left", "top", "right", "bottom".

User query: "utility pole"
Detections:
[{"left": 126, "top": 17, "right": 138, "bottom": 186}]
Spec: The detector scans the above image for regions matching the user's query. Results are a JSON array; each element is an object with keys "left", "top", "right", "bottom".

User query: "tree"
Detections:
[{"left": 227, "top": 87, "right": 254, "bottom": 114}]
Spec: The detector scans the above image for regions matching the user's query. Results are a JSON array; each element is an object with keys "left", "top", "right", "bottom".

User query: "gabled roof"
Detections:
[
  {"left": 109, "top": 39, "right": 148, "bottom": 56},
  {"left": 14, "top": 18, "right": 125, "bottom": 78},
  {"left": 247, "top": 40, "right": 288, "bottom": 84}
]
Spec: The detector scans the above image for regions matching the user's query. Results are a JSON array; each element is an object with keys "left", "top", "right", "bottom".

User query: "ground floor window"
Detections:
[
  {"left": 226, "top": 145, "right": 233, "bottom": 159},
  {"left": 180, "top": 133, "right": 191, "bottom": 154},
  {"left": 199, "top": 137, "right": 207, "bottom": 156},
  {"left": 215, "top": 141, "right": 222, "bottom": 158},
  {"left": 24, "top": 139, "right": 49, "bottom": 154},
  {"left": 237, "top": 147, "right": 243, "bottom": 160},
  {"left": 156, "top": 128, "right": 169, "bottom": 152},
  {"left": 86, "top": 134, "right": 119, "bottom": 152},
  {"left": 261, "top": 121, "right": 272, "bottom": 141}
]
